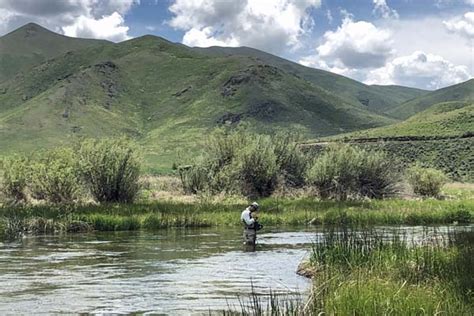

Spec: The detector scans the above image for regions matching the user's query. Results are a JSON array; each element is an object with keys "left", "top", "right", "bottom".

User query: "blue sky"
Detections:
[{"left": 0, "top": 0, "right": 473, "bottom": 89}]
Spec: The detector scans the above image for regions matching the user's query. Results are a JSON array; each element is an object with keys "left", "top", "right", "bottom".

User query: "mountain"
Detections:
[
  {"left": 0, "top": 23, "right": 107, "bottom": 82},
  {"left": 323, "top": 101, "right": 473, "bottom": 139},
  {"left": 193, "top": 46, "right": 428, "bottom": 113},
  {"left": 387, "top": 79, "right": 474, "bottom": 119},
  {"left": 0, "top": 23, "right": 467, "bottom": 171}
]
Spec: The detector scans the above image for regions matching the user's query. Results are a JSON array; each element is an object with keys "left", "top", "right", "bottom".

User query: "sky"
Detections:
[{"left": 0, "top": 0, "right": 473, "bottom": 90}]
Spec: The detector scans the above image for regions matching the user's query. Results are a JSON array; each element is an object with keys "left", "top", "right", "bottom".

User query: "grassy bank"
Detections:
[
  {"left": 222, "top": 228, "right": 474, "bottom": 315},
  {"left": 1, "top": 193, "right": 473, "bottom": 241},
  {"left": 305, "top": 228, "right": 474, "bottom": 315}
]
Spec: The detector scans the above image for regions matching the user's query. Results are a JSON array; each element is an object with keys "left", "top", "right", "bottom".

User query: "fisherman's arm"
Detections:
[{"left": 243, "top": 211, "right": 255, "bottom": 226}]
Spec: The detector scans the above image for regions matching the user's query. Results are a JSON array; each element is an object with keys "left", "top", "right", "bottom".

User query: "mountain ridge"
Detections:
[{"left": 0, "top": 23, "right": 472, "bottom": 171}]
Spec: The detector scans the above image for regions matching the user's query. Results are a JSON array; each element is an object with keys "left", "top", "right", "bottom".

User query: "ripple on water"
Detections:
[{"left": 1, "top": 225, "right": 470, "bottom": 314}]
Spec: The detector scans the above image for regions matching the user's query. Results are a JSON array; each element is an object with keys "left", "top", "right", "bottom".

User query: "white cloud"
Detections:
[
  {"left": 62, "top": 12, "right": 130, "bottom": 42},
  {"left": 365, "top": 51, "right": 471, "bottom": 89},
  {"left": 168, "top": 0, "right": 321, "bottom": 54},
  {"left": 314, "top": 17, "right": 394, "bottom": 69},
  {"left": 444, "top": 11, "right": 474, "bottom": 40},
  {"left": 372, "top": 0, "right": 399, "bottom": 19},
  {"left": 0, "top": 0, "right": 138, "bottom": 41},
  {"left": 300, "top": 14, "right": 473, "bottom": 89},
  {"left": 326, "top": 9, "right": 333, "bottom": 24},
  {"left": 182, "top": 26, "right": 238, "bottom": 47},
  {"left": 381, "top": 16, "right": 473, "bottom": 72}
]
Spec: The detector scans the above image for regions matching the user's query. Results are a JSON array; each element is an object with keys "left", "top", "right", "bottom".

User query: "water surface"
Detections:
[
  {"left": 0, "top": 227, "right": 313, "bottom": 314},
  {"left": 0, "top": 225, "right": 471, "bottom": 314}
]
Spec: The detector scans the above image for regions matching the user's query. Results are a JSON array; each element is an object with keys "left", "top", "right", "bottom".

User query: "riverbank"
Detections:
[
  {"left": 1, "top": 191, "right": 473, "bottom": 241},
  {"left": 300, "top": 228, "right": 474, "bottom": 314}
]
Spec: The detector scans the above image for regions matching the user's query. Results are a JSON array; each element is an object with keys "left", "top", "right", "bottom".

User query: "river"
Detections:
[{"left": 0, "top": 225, "right": 471, "bottom": 314}]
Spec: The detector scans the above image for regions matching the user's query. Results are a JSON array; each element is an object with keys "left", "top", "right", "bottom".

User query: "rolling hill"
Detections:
[
  {"left": 387, "top": 79, "right": 474, "bottom": 119},
  {"left": 0, "top": 23, "right": 471, "bottom": 171},
  {"left": 0, "top": 23, "right": 107, "bottom": 83},
  {"left": 319, "top": 101, "right": 473, "bottom": 140},
  {"left": 194, "top": 46, "right": 428, "bottom": 113}
]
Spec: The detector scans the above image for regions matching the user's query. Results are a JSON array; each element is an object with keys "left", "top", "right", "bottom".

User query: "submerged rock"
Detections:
[{"left": 296, "top": 260, "right": 317, "bottom": 279}]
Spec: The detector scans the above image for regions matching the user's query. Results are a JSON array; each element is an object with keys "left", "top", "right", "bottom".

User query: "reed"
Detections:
[
  {"left": 308, "top": 228, "right": 474, "bottom": 315},
  {"left": 0, "top": 194, "right": 472, "bottom": 241}
]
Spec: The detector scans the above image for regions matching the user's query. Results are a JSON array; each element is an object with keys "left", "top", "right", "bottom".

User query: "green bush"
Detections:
[
  {"left": 179, "top": 128, "right": 308, "bottom": 197},
  {"left": 231, "top": 135, "right": 279, "bottom": 197},
  {"left": 306, "top": 144, "right": 400, "bottom": 200},
  {"left": 28, "top": 148, "right": 81, "bottom": 203},
  {"left": 273, "top": 131, "right": 308, "bottom": 188},
  {"left": 0, "top": 155, "right": 28, "bottom": 203},
  {"left": 76, "top": 138, "right": 142, "bottom": 203},
  {"left": 178, "top": 164, "right": 208, "bottom": 194},
  {"left": 407, "top": 165, "right": 448, "bottom": 197}
]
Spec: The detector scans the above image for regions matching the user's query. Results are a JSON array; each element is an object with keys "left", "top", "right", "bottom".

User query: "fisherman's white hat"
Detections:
[{"left": 251, "top": 202, "right": 259, "bottom": 209}]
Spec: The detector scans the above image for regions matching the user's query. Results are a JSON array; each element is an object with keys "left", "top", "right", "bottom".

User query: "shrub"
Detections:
[
  {"left": 273, "top": 131, "right": 308, "bottom": 188},
  {"left": 178, "top": 128, "right": 308, "bottom": 197},
  {"left": 306, "top": 144, "right": 400, "bottom": 200},
  {"left": 357, "top": 150, "right": 401, "bottom": 199},
  {"left": 231, "top": 135, "right": 279, "bottom": 197},
  {"left": 407, "top": 165, "right": 447, "bottom": 198},
  {"left": 178, "top": 164, "right": 208, "bottom": 194},
  {"left": 76, "top": 138, "right": 142, "bottom": 203},
  {"left": 0, "top": 155, "right": 28, "bottom": 203},
  {"left": 28, "top": 148, "right": 81, "bottom": 203}
]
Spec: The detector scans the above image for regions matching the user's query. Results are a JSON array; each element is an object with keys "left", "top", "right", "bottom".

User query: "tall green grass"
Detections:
[
  {"left": 308, "top": 228, "right": 474, "bottom": 315},
  {"left": 0, "top": 197, "right": 472, "bottom": 240}
]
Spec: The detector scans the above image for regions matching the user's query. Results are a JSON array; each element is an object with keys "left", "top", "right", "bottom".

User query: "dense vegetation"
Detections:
[
  {"left": 222, "top": 228, "right": 474, "bottom": 315},
  {"left": 304, "top": 137, "right": 474, "bottom": 182},
  {"left": 178, "top": 128, "right": 307, "bottom": 197},
  {"left": 0, "top": 138, "right": 141, "bottom": 204},
  {"left": 407, "top": 165, "right": 448, "bottom": 197},
  {"left": 305, "top": 144, "right": 399, "bottom": 200},
  {"left": 178, "top": 129, "right": 404, "bottom": 199},
  {"left": 0, "top": 196, "right": 472, "bottom": 241}
]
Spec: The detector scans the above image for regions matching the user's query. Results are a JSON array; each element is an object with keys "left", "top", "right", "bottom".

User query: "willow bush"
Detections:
[
  {"left": 407, "top": 165, "right": 448, "bottom": 198},
  {"left": 28, "top": 148, "right": 81, "bottom": 203},
  {"left": 305, "top": 144, "right": 400, "bottom": 200},
  {"left": 179, "top": 128, "right": 308, "bottom": 197},
  {"left": 76, "top": 138, "right": 142, "bottom": 203},
  {"left": 0, "top": 155, "right": 28, "bottom": 203},
  {"left": 231, "top": 134, "right": 279, "bottom": 197}
]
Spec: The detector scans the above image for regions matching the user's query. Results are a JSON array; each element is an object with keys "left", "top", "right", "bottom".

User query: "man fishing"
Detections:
[{"left": 241, "top": 202, "right": 263, "bottom": 248}]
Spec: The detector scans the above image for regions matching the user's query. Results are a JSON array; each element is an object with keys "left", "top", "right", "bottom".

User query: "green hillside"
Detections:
[
  {"left": 2, "top": 23, "right": 471, "bottom": 172},
  {"left": 302, "top": 99, "right": 474, "bottom": 181},
  {"left": 0, "top": 23, "right": 107, "bottom": 83},
  {"left": 324, "top": 101, "right": 473, "bottom": 140},
  {"left": 195, "top": 46, "right": 428, "bottom": 113},
  {"left": 387, "top": 79, "right": 474, "bottom": 119},
  {"left": 0, "top": 24, "right": 407, "bottom": 171}
]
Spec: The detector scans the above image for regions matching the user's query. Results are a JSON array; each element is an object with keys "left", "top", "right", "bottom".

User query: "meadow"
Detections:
[{"left": 1, "top": 182, "right": 472, "bottom": 242}]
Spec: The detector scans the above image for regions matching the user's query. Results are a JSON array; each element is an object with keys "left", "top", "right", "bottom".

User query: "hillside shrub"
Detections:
[
  {"left": 179, "top": 128, "right": 309, "bottom": 197},
  {"left": 28, "top": 148, "right": 81, "bottom": 204},
  {"left": 0, "top": 155, "right": 28, "bottom": 203},
  {"left": 231, "top": 135, "right": 279, "bottom": 197},
  {"left": 273, "top": 131, "right": 308, "bottom": 188},
  {"left": 407, "top": 165, "right": 447, "bottom": 198},
  {"left": 178, "top": 164, "right": 208, "bottom": 194},
  {"left": 76, "top": 138, "right": 142, "bottom": 203},
  {"left": 305, "top": 144, "right": 400, "bottom": 200}
]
